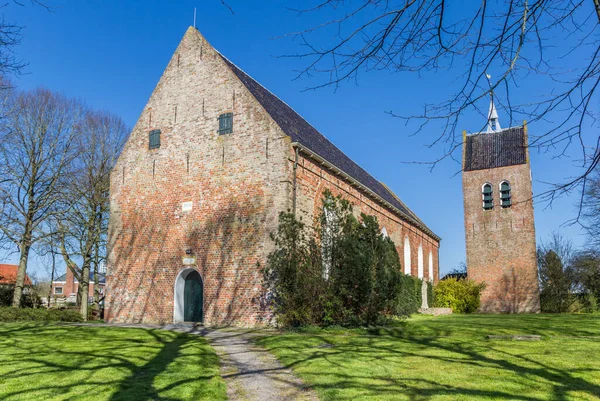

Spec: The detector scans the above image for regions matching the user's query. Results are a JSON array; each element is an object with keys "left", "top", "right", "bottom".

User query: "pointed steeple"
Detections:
[{"left": 486, "top": 74, "right": 501, "bottom": 133}]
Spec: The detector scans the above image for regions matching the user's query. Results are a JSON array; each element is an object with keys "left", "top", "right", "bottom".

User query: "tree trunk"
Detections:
[
  {"left": 47, "top": 249, "right": 56, "bottom": 308},
  {"left": 80, "top": 262, "right": 90, "bottom": 321},
  {"left": 93, "top": 245, "right": 101, "bottom": 309},
  {"left": 11, "top": 234, "right": 32, "bottom": 307}
]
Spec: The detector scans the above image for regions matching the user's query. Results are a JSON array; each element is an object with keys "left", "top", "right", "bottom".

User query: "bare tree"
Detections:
[
  {"left": 537, "top": 232, "right": 576, "bottom": 311},
  {"left": 57, "top": 110, "right": 127, "bottom": 320},
  {"left": 0, "top": 1, "right": 51, "bottom": 84},
  {"left": 285, "top": 1, "right": 599, "bottom": 212},
  {"left": 582, "top": 165, "right": 600, "bottom": 247},
  {"left": 0, "top": 88, "right": 82, "bottom": 307},
  {"left": 538, "top": 231, "right": 575, "bottom": 267}
]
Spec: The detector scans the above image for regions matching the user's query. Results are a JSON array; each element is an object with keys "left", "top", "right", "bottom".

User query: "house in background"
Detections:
[
  {"left": 51, "top": 268, "right": 106, "bottom": 303},
  {"left": 0, "top": 264, "right": 32, "bottom": 288}
]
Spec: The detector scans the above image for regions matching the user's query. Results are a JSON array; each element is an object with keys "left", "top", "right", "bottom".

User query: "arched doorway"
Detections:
[{"left": 173, "top": 268, "right": 204, "bottom": 323}]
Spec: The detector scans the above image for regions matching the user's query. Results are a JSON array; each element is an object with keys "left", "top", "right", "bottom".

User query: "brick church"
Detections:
[
  {"left": 462, "top": 97, "right": 540, "bottom": 313},
  {"left": 105, "top": 27, "right": 441, "bottom": 326}
]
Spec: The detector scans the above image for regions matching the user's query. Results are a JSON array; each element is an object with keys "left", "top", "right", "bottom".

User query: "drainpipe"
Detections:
[{"left": 292, "top": 147, "right": 299, "bottom": 215}]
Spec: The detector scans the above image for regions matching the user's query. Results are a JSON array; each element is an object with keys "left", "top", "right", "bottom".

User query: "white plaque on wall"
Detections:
[
  {"left": 182, "top": 201, "right": 193, "bottom": 212},
  {"left": 182, "top": 257, "right": 196, "bottom": 265}
]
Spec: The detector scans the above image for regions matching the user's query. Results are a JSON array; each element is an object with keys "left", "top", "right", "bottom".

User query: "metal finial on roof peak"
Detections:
[{"left": 485, "top": 74, "right": 501, "bottom": 133}]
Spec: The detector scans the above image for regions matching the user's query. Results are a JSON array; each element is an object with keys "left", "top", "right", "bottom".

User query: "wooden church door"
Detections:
[{"left": 183, "top": 270, "right": 203, "bottom": 322}]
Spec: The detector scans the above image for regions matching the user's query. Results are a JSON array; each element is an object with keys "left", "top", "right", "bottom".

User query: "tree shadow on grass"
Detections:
[
  {"left": 257, "top": 318, "right": 600, "bottom": 401},
  {"left": 108, "top": 329, "right": 221, "bottom": 401},
  {"left": 0, "top": 325, "right": 225, "bottom": 401}
]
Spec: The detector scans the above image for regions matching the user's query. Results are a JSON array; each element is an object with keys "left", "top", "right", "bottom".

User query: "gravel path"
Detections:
[
  {"left": 74, "top": 323, "right": 318, "bottom": 401},
  {"left": 201, "top": 328, "right": 318, "bottom": 401}
]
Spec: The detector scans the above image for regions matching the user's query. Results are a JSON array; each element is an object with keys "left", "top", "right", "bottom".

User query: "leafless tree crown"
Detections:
[{"left": 284, "top": 0, "right": 599, "bottom": 210}]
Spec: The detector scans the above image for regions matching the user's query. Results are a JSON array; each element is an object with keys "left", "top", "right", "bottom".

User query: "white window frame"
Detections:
[
  {"left": 417, "top": 244, "right": 424, "bottom": 279},
  {"left": 482, "top": 182, "right": 493, "bottom": 210},
  {"left": 404, "top": 237, "right": 411, "bottom": 275},
  {"left": 499, "top": 180, "right": 511, "bottom": 208},
  {"left": 322, "top": 206, "right": 336, "bottom": 280},
  {"left": 54, "top": 287, "right": 63, "bottom": 295},
  {"left": 428, "top": 251, "right": 434, "bottom": 282}
]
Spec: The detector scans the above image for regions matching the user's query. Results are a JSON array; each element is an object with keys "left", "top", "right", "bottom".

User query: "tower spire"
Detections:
[{"left": 486, "top": 74, "right": 501, "bottom": 133}]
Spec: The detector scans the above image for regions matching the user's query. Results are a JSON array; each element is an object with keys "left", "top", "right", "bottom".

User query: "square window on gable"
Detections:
[
  {"left": 218, "top": 113, "right": 233, "bottom": 135},
  {"left": 149, "top": 129, "right": 161, "bottom": 149}
]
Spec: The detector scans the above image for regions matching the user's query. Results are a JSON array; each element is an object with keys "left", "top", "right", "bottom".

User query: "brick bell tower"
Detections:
[{"left": 461, "top": 87, "right": 540, "bottom": 313}]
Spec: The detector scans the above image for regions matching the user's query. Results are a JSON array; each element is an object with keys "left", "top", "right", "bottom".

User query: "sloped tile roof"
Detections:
[
  {"left": 218, "top": 54, "right": 438, "bottom": 240},
  {"left": 0, "top": 264, "right": 32, "bottom": 285},
  {"left": 464, "top": 127, "right": 527, "bottom": 171},
  {"left": 54, "top": 272, "right": 106, "bottom": 284}
]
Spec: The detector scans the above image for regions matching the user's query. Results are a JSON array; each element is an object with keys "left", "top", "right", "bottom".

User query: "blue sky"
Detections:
[{"left": 2, "top": 0, "right": 596, "bottom": 279}]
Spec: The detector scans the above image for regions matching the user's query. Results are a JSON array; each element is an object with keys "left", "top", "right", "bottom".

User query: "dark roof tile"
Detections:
[
  {"left": 464, "top": 127, "right": 527, "bottom": 171},
  {"left": 218, "top": 54, "right": 438, "bottom": 240}
]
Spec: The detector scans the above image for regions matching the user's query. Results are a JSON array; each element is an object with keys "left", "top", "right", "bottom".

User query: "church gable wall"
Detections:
[{"left": 105, "top": 28, "right": 292, "bottom": 326}]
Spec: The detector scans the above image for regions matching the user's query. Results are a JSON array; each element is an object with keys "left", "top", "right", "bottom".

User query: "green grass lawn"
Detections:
[
  {"left": 256, "top": 314, "right": 600, "bottom": 401},
  {"left": 0, "top": 324, "right": 226, "bottom": 401}
]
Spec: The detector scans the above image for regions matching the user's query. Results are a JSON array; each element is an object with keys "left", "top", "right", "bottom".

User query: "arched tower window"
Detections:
[
  {"left": 500, "top": 181, "right": 512, "bottom": 208},
  {"left": 404, "top": 237, "right": 411, "bottom": 275},
  {"left": 482, "top": 183, "right": 493, "bottom": 210},
  {"left": 417, "top": 244, "right": 424, "bottom": 279},
  {"left": 381, "top": 227, "right": 388, "bottom": 238}
]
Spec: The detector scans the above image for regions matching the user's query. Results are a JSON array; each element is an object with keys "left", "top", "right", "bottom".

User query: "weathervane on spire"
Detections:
[{"left": 485, "top": 74, "right": 501, "bottom": 133}]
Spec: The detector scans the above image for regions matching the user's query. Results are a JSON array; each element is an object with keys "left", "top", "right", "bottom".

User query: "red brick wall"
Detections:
[
  {"left": 463, "top": 161, "right": 540, "bottom": 312},
  {"left": 51, "top": 268, "right": 104, "bottom": 299},
  {"left": 105, "top": 28, "right": 291, "bottom": 326},
  {"left": 294, "top": 154, "right": 440, "bottom": 283},
  {"left": 106, "top": 27, "right": 439, "bottom": 327}
]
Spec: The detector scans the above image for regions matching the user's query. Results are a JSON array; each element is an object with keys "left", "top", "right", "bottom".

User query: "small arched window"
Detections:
[
  {"left": 500, "top": 181, "right": 512, "bottom": 208},
  {"left": 482, "top": 183, "right": 493, "bottom": 210},
  {"left": 381, "top": 227, "right": 388, "bottom": 238}
]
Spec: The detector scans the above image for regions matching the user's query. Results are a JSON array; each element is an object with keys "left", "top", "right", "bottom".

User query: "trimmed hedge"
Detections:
[
  {"left": 393, "top": 274, "right": 419, "bottom": 316},
  {"left": 392, "top": 274, "right": 433, "bottom": 317},
  {"left": 433, "top": 278, "right": 485, "bottom": 313},
  {"left": 0, "top": 307, "right": 83, "bottom": 322},
  {"left": 0, "top": 286, "right": 42, "bottom": 308}
]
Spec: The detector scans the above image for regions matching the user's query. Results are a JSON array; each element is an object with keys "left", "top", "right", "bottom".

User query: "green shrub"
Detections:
[
  {"left": 265, "top": 191, "right": 402, "bottom": 327},
  {"left": 393, "top": 274, "right": 421, "bottom": 316},
  {"left": 0, "top": 307, "right": 83, "bottom": 322},
  {"left": 0, "top": 286, "right": 41, "bottom": 308},
  {"left": 538, "top": 249, "right": 573, "bottom": 313},
  {"left": 584, "top": 293, "right": 599, "bottom": 313},
  {"left": 392, "top": 275, "right": 433, "bottom": 317},
  {"left": 567, "top": 297, "right": 585, "bottom": 313},
  {"left": 433, "top": 278, "right": 485, "bottom": 313}
]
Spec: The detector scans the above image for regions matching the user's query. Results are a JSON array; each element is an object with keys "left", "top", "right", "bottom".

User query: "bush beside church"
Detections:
[{"left": 265, "top": 191, "right": 434, "bottom": 327}]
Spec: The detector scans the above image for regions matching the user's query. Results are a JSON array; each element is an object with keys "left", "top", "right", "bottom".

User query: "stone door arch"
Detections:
[{"left": 174, "top": 268, "right": 204, "bottom": 323}]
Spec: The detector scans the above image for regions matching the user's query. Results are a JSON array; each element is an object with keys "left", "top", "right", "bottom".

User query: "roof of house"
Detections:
[
  {"left": 441, "top": 272, "right": 468, "bottom": 281},
  {"left": 218, "top": 53, "right": 439, "bottom": 240},
  {"left": 0, "top": 264, "right": 32, "bottom": 285},
  {"left": 54, "top": 271, "right": 106, "bottom": 285},
  {"left": 464, "top": 127, "right": 527, "bottom": 171}
]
